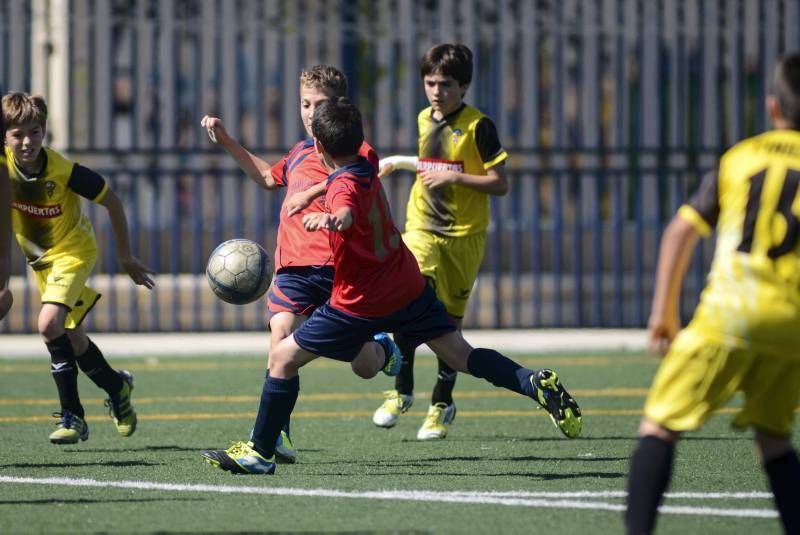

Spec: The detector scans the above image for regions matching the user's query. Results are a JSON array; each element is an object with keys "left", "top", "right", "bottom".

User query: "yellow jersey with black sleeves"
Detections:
[
  {"left": 6, "top": 146, "right": 108, "bottom": 267},
  {"left": 405, "top": 104, "right": 508, "bottom": 237},
  {"left": 679, "top": 128, "right": 800, "bottom": 358}
]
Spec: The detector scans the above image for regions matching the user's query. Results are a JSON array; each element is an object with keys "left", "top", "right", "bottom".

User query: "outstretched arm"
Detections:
[
  {"left": 647, "top": 215, "right": 699, "bottom": 355},
  {"left": 302, "top": 207, "right": 353, "bottom": 233},
  {"left": 201, "top": 115, "right": 277, "bottom": 189},
  {"left": 378, "top": 155, "right": 418, "bottom": 178},
  {"left": 0, "top": 164, "right": 12, "bottom": 320},
  {"left": 97, "top": 189, "right": 155, "bottom": 289}
]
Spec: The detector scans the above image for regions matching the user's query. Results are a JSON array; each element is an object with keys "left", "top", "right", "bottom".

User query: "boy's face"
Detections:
[
  {"left": 300, "top": 84, "right": 334, "bottom": 138},
  {"left": 5, "top": 121, "right": 46, "bottom": 166},
  {"left": 423, "top": 73, "right": 466, "bottom": 118}
]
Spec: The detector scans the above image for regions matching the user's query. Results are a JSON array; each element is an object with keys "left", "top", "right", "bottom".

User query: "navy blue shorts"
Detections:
[
  {"left": 293, "top": 284, "right": 457, "bottom": 362},
  {"left": 267, "top": 266, "right": 334, "bottom": 317}
]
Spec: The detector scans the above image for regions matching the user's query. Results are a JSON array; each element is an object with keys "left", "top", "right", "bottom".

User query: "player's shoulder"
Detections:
[{"left": 287, "top": 138, "right": 315, "bottom": 158}]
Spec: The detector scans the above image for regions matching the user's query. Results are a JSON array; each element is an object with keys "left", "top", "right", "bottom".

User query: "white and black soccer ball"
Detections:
[{"left": 205, "top": 239, "right": 272, "bottom": 305}]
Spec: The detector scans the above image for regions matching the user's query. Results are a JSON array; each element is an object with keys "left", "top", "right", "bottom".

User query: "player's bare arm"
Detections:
[
  {"left": 647, "top": 214, "right": 699, "bottom": 355},
  {"left": 98, "top": 189, "right": 155, "bottom": 289},
  {"left": 0, "top": 166, "right": 12, "bottom": 320},
  {"left": 419, "top": 162, "right": 508, "bottom": 195},
  {"left": 201, "top": 115, "right": 277, "bottom": 189},
  {"left": 286, "top": 182, "right": 326, "bottom": 216}
]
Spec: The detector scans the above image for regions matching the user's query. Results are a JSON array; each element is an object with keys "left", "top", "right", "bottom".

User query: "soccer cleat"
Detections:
[
  {"left": 529, "top": 369, "right": 582, "bottom": 438},
  {"left": 104, "top": 370, "right": 137, "bottom": 437},
  {"left": 275, "top": 430, "right": 298, "bottom": 464},
  {"left": 201, "top": 441, "right": 276, "bottom": 474},
  {"left": 49, "top": 411, "right": 89, "bottom": 444},
  {"left": 372, "top": 390, "right": 414, "bottom": 428},
  {"left": 375, "top": 332, "right": 403, "bottom": 376},
  {"left": 416, "top": 402, "right": 457, "bottom": 440}
]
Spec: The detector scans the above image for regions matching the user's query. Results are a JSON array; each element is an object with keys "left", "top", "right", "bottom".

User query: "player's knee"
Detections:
[
  {"left": 638, "top": 418, "right": 680, "bottom": 442},
  {"left": 351, "top": 359, "right": 378, "bottom": 379},
  {"left": 37, "top": 309, "right": 65, "bottom": 340}
]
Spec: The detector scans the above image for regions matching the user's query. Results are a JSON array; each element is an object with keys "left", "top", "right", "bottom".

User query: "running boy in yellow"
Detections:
[
  {"left": 624, "top": 53, "right": 800, "bottom": 535},
  {"left": 3, "top": 92, "right": 155, "bottom": 444},
  {"left": 373, "top": 44, "right": 509, "bottom": 440}
]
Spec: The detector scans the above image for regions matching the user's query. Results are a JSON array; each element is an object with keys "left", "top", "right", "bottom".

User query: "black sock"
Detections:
[
  {"left": 466, "top": 348, "right": 535, "bottom": 397},
  {"left": 625, "top": 435, "right": 675, "bottom": 535},
  {"left": 431, "top": 359, "right": 457, "bottom": 405},
  {"left": 46, "top": 333, "right": 84, "bottom": 418},
  {"left": 393, "top": 332, "right": 416, "bottom": 396},
  {"left": 75, "top": 339, "right": 123, "bottom": 396},
  {"left": 764, "top": 449, "right": 800, "bottom": 534},
  {"left": 251, "top": 372, "right": 299, "bottom": 458}
]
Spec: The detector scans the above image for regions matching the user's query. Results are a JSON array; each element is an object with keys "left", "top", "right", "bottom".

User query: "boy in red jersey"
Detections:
[
  {"left": 201, "top": 65, "right": 390, "bottom": 464},
  {"left": 201, "top": 98, "right": 582, "bottom": 475}
]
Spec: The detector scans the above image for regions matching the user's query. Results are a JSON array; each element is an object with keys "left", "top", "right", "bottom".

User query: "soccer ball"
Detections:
[{"left": 205, "top": 239, "right": 272, "bottom": 305}]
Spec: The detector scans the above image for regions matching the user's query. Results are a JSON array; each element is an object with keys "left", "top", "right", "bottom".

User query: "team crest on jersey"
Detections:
[
  {"left": 44, "top": 181, "right": 56, "bottom": 198},
  {"left": 452, "top": 128, "right": 463, "bottom": 145}
]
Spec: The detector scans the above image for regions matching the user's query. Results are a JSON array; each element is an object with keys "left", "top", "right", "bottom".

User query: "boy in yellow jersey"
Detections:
[
  {"left": 3, "top": 92, "right": 155, "bottom": 444},
  {"left": 373, "top": 44, "right": 510, "bottom": 440},
  {"left": 0, "top": 99, "right": 12, "bottom": 320},
  {"left": 625, "top": 53, "right": 800, "bottom": 535}
]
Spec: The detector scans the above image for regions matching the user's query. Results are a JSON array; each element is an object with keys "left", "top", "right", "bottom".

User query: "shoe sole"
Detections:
[
  {"left": 50, "top": 430, "right": 89, "bottom": 444},
  {"left": 532, "top": 371, "right": 582, "bottom": 439}
]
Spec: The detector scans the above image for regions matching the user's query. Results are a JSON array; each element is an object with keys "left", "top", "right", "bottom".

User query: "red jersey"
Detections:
[
  {"left": 325, "top": 157, "right": 425, "bottom": 317},
  {"left": 270, "top": 139, "right": 377, "bottom": 269}
]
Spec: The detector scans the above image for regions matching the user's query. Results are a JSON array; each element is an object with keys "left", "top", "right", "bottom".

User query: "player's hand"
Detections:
[
  {"left": 377, "top": 162, "right": 395, "bottom": 178},
  {"left": 302, "top": 212, "right": 331, "bottom": 232},
  {"left": 0, "top": 287, "right": 13, "bottom": 321},
  {"left": 286, "top": 191, "right": 312, "bottom": 216},
  {"left": 419, "top": 170, "right": 458, "bottom": 189},
  {"left": 120, "top": 255, "right": 156, "bottom": 289},
  {"left": 646, "top": 313, "right": 679, "bottom": 356},
  {"left": 201, "top": 115, "right": 229, "bottom": 144}
]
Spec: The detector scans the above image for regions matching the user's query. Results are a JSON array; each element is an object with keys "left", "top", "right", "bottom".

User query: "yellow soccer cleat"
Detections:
[
  {"left": 530, "top": 369, "right": 582, "bottom": 438},
  {"left": 372, "top": 390, "right": 413, "bottom": 428},
  {"left": 202, "top": 441, "right": 276, "bottom": 474},
  {"left": 416, "top": 402, "right": 457, "bottom": 440},
  {"left": 105, "top": 370, "right": 137, "bottom": 437},
  {"left": 49, "top": 411, "right": 89, "bottom": 444}
]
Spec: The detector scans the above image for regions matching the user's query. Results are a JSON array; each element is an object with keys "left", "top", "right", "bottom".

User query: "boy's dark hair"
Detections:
[
  {"left": 420, "top": 44, "right": 473, "bottom": 86},
  {"left": 772, "top": 52, "right": 800, "bottom": 128},
  {"left": 2, "top": 92, "right": 47, "bottom": 129},
  {"left": 300, "top": 65, "right": 348, "bottom": 98},
  {"left": 311, "top": 97, "right": 363, "bottom": 158}
]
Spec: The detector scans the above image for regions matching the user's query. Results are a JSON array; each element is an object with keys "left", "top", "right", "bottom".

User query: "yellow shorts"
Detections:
[
  {"left": 644, "top": 328, "right": 800, "bottom": 437},
  {"left": 402, "top": 229, "right": 486, "bottom": 317},
  {"left": 33, "top": 245, "right": 101, "bottom": 330}
]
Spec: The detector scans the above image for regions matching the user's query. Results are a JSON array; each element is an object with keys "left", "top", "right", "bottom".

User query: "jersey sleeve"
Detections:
[
  {"left": 67, "top": 164, "right": 109, "bottom": 202},
  {"left": 678, "top": 171, "right": 719, "bottom": 236},
  {"left": 474, "top": 117, "right": 508, "bottom": 169},
  {"left": 270, "top": 153, "right": 291, "bottom": 187},
  {"left": 358, "top": 142, "right": 380, "bottom": 170}
]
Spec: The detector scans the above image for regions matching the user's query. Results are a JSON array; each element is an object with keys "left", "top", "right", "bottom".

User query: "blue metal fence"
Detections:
[{"left": 2, "top": 0, "right": 800, "bottom": 332}]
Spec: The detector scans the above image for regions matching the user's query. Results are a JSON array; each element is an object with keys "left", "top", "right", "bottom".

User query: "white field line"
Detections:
[{"left": 0, "top": 476, "right": 777, "bottom": 519}]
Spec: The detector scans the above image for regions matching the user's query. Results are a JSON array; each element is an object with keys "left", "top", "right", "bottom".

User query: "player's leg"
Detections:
[
  {"left": 201, "top": 335, "right": 315, "bottom": 475},
  {"left": 69, "top": 322, "right": 137, "bottom": 437},
  {"left": 736, "top": 357, "right": 800, "bottom": 534},
  {"left": 374, "top": 230, "right": 441, "bottom": 428},
  {"left": 38, "top": 301, "right": 89, "bottom": 443},
  {"left": 625, "top": 420, "right": 680, "bottom": 535},
  {"left": 754, "top": 431, "right": 800, "bottom": 533},
  {"left": 417, "top": 233, "right": 483, "bottom": 440},
  {"left": 267, "top": 311, "right": 306, "bottom": 463}
]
